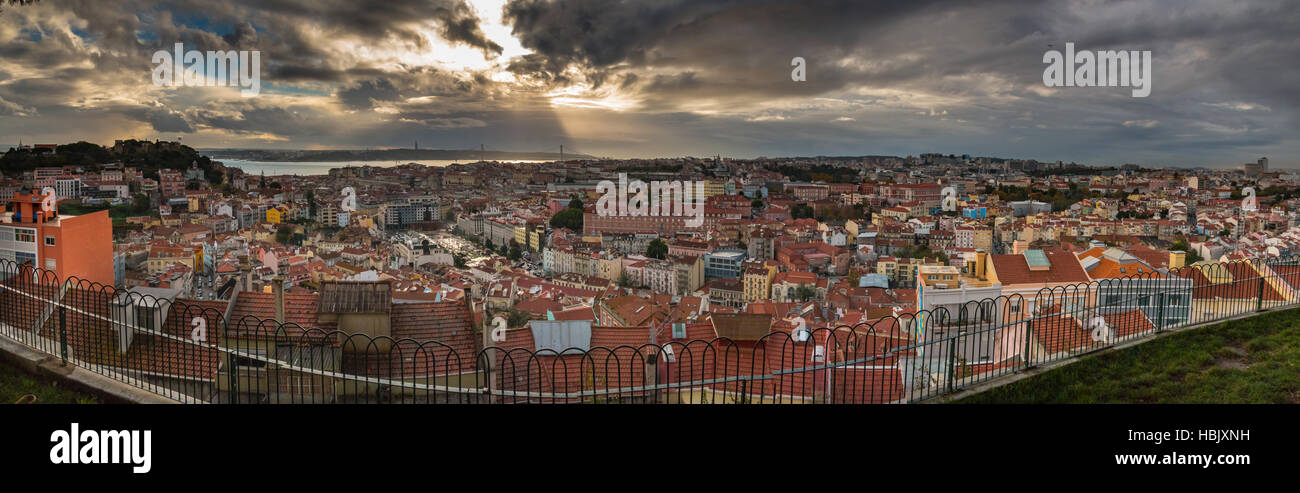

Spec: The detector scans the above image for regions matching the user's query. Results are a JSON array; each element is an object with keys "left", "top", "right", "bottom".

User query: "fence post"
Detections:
[
  {"left": 1156, "top": 292, "right": 1165, "bottom": 332},
  {"left": 1021, "top": 304, "right": 1033, "bottom": 369},
  {"left": 1256, "top": 268, "right": 1266, "bottom": 312},
  {"left": 945, "top": 336, "right": 957, "bottom": 394},
  {"left": 645, "top": 353, "right": 659, "bottom": 404},
  {"left": 58, "top": 305, "right": 67, "bottom": 365}
]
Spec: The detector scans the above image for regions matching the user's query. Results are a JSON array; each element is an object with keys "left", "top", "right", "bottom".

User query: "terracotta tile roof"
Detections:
[
  {"left": 228, "top": 290, "right": 326, "bottom": 337},
  {"left": 342, "top": 301, "right": 477, "bottom": 378},
  {"left": 1270, "top": 264, "right": 1300, "bottom": 291},
  {"left": 552, "top": 305, "right": 596, "bottom": 322},
  {"left": 1176, "top": 263, "right": 1285, "bottom": 301},
  {"left": 488, "top": 324, "right": 653, "bottom": 402},
  {"left": 26, "top": 289, "right": 223, "bottom": 381},
  {"left": 709, "top": 313, "right": 773, "bottom": 341},
  {"left": 603, "top": 295, "right": 667, "bottom": 327},
  {"left": 990, "top": 249, "right": 1089, "bottom": 285},
  {"left": 1085, "top": 257, "right": 1165, "bottom": 279},
  {"left": 1029, "top": 311, "right": 1090, "bottom": 354},
  {"left": 1101, "top": 309, "right": 1157, "bottom": 338}
]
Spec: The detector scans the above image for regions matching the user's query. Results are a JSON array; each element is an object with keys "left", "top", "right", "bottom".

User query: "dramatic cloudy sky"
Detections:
[{"left": 0, "top": 0, "right": 1296, "bottom": 167}]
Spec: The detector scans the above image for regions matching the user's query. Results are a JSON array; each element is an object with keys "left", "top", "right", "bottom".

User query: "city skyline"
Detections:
[{"left": 0, "top": 1, "right": 1297, "bottom": 168}]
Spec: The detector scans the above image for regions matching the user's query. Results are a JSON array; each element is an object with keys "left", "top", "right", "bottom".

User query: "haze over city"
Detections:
[{"left": 1, "top": 0, "right": 1298, "bottom": 167}]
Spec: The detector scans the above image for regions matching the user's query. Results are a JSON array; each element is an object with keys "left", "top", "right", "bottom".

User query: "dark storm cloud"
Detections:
[
  {"left": 146, "top": 108, "right": 195, "bottom": 133},
  {"left": 0, "top": 0, "right": 1298, "bottom": 166},
  {"left": 209, "top": 0, "right": 503, "bottom": 56},
  {"left": 497, "top": 0, "right": 1300, "bottom": 165},
  {"left": 338, "top": 79, "right": 402, "bottom": 110}
]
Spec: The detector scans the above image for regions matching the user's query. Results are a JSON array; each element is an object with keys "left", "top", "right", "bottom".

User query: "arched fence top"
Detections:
[{"left": 1, "top": 253, "right": 1297, "bottom": 403}]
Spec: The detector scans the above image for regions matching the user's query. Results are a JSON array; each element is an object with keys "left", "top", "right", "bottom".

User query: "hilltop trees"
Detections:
[
  {"left": 550, "top": 199, "right": 585, "bottom": 232},
  {"left": 646, "top": 239, "right": 668, "bottom": 259},
  {"left": 0, "top": 139, "right": 222, "bottom": 183}
]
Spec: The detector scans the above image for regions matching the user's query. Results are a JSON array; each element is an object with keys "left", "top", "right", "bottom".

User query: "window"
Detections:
[
  {"left": 44, "top": 236, "right": 55, "bottom": 246},
  {"left": 672, "top": 323, "right": 686, "bottom": 339},
  {"left": 14, "top": 230, "right": 35, "bottom": 243}
]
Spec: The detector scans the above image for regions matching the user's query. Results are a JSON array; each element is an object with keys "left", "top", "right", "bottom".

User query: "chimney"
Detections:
[
  {"left": 1012, "top": 240, "right": 1028, "bottom": 256},
  {"left": 273, "top": 275, "right": 285, "bottom": 323},
  {"left": 1169, "top": 250, "right": 1186, "bottom": 269},
  {"left": 974, "top": 250, "right": 987, "bottom": 279}
]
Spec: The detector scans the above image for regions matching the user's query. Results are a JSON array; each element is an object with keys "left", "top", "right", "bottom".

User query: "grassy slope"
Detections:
[
  {"left": 958, "top": 307, "right": 1300, "bottom": 404},
  {"left": 0, "top": 362, "right": 98, "bottom": 404}
]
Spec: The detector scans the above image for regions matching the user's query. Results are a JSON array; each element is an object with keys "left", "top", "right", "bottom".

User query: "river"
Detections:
[{"left": 216, "top": 159, "right": 547, "bottom": 176}]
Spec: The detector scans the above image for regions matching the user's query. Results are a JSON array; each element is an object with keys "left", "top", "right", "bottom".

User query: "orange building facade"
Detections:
[{"left": 0, "top": 191, "right": 114, "bottom": 285}]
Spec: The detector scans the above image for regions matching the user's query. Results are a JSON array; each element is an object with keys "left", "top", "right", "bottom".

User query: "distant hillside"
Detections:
[
  {"left": 1, "top": 140, "right": 220, "bottom": 182},
  {"left": 200, "top": 148, "right": 591, "bottom": 162}
]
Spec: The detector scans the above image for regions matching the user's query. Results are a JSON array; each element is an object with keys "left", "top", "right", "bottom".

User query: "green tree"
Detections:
[
  {"left": 507, "top": 240, "right": 522, "bottom": 261},
  {"left": 131, "top": 193, "right": 151, "bottom": 214},
  {"left": 646, "top": 239, "right": 668, "bottom": 259},
  {"left": 275, "top": 225, "right": 293, "bottom": 244},
  {"left": 791, "top": 203, "right": 815, "bottom": 219},
  {"left": 550, "top": 208, "right": 583, "bottom": 231},
  {"left": 617, "top": 271, "right": 631, "bottom": 288},
  {"left": 306, "top": 190, "right": 317, "bottom": 219},
  {"left": 1171, "top": 238, "right": 1203, "bottom": 264},
  {"left": 568, "top": 196, "right": 583, "bottom": 209},
  {"left": 793, "top": 284, "right": 816, "bottom": 302},
  {"left": 497, "top": 308, "right": 533, "bottom": 328}
]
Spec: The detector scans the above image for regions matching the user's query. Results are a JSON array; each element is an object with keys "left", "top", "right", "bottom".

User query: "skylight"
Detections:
[{"left": 1023, "top": 249, "right": 1051, "bottom": 271}]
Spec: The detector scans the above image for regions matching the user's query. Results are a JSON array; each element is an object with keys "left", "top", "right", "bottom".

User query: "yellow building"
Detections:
[
  {"left": 266, "top": 206, "right": 284, "bottom": 224},
  {"left": 844, "top": 220, "right": 861, "bottom": 238},
  {"left": 876, "top": 256, "right": 942, "bottom": 288},
  {"left": 146, "top": 248, "right": 194, "bottom": 274},
  {"left": 881, "top": 207, "right": 910, "bottom": 221},
  {"left": 743, "top": 262, "right": 778, "bottom": 303},
  {"left": 513, "top": 225, "right": 527, "bottom": 247},
  {"left": 701, "top": 180, "right": 728, "bottom": 198},
  {"left": 529, "top": 230, "right": 543, "bottom": 251},
  {"left": 917, "top": 265, "right": 962, "bottom": 289},
  {"left": 597, "top": 256, "right": 623, "bottom": 282},
  {"left": 973, "top": 226, "right": 993, "bottom": 252}
]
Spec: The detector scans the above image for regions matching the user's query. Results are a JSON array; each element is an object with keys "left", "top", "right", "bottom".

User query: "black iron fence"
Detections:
[{"left": 1, "top": 254, "right": 1298, "bottom": 403}]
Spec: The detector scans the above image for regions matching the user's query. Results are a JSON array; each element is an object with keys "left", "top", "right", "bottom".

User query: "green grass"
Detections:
[
  {"left": 958, "top": 307, "right": 1300, "bottom": 404},
  {"left": 0, "top": 363, "right": 98, "bottom": 404}
]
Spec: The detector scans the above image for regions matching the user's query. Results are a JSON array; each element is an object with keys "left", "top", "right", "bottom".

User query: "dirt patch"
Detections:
[
  {"left": 1215, "top": 358, "right": 1250, "bottom": 370},
  {"left": 1210, "top": 344, "right": 1251, "bottom": 370}
]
